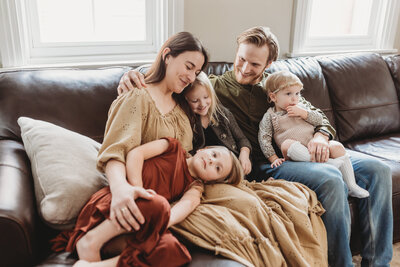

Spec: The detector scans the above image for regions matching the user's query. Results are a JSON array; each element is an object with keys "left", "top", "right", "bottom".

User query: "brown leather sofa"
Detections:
[{"left": 0, "top": 53, "right": 399, "bottom": 266}]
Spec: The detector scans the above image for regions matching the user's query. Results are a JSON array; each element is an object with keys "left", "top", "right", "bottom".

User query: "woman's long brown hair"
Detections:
[{"left": 145, "top": 32, "right": 209, "bottom": 84}]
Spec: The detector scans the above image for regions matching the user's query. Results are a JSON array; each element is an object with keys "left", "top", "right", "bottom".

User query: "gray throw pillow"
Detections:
[{"left": 18, "top": 117, "right": 108, "bottom": 230}]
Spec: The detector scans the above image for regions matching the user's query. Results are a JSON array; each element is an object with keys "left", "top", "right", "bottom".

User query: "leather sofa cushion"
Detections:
[
  {"left": 204, "top": 62, "right": 233, "bottom": 77},
  {"left": 317, "top": 53, "right": 400, "bottom": 142},
  {"left": 0, "top": 140, "right": 36, "bottom": 266},
  {"left": 346, "top": 133, "right": 400, "bottom": 242},
  {"left": 346, "top": 133, "right": 400, "bottom": 192},
  {"left": 0, "top": 67, "right": 131, "bottom": 143},
  {"left": 35, "top": 247, "right": 246, "bottom": 267}
]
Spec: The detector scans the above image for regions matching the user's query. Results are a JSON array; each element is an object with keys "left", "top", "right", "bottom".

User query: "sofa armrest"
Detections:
[{"left": 0, "top": 140, "right": 37, "bottom": 266}]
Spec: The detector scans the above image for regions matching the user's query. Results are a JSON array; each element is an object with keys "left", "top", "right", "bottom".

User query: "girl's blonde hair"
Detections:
[
  {"left": 224, "top": 149, "right": 244, "bottom": 186},
  {"left": 184, "top": 71, "right": 225, "bottom": 126},
  {"left": 264, "top": 70, "right": 303, "bottom": 100},
  {"left": 204, "top": 146, "right": 244, "bottom": 186}
]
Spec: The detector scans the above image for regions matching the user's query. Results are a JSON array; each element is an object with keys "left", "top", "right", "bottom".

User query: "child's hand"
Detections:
[
  {"left": 286, "top": 105, "right": 307, "bottom": 119},
  {"left": 271, "top": 158, "right": 285, "bottom": 168},
  {"left": 239, "top": 153, "right": 252, "bottom": 175}
]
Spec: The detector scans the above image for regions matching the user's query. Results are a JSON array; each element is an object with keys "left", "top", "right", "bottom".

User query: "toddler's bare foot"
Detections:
[
  {"left": 76, "top": 233, "right": 101, "bottom": 262},
  {"left": 73, "top": 259, "right": 91, "bottom": 267}
]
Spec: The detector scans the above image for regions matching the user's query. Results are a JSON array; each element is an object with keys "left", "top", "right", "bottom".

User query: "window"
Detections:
[
  {"left": 289, "top": 0, "right": 400, "bottom": 57},
  {"left": 0, "top": 0, "right": 183, "bottom": 67},
  {"left": 35, "top": 0, "right": 147, "bottom": 43}
]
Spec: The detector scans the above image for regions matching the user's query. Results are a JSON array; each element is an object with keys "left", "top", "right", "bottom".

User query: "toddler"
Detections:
[{"left": 258, "top": 70, "right": 369, "bottom": 198}]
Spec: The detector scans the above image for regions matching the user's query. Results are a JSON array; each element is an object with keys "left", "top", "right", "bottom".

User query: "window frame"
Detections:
[
  {"left": 0, "top": 0, "right": 184, "bottom": 68},
  {"left": 288, "top": 0, "right": 400, "bottom": 57}
]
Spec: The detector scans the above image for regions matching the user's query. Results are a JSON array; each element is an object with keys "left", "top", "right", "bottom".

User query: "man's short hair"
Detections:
[{"left": 236, "top": 26, "right": 280, "bottom": 64}]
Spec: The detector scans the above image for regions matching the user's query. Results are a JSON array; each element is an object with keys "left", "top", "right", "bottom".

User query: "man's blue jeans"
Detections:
[{"left": 249, "top": 150, "right": 393, "bottom": 267}]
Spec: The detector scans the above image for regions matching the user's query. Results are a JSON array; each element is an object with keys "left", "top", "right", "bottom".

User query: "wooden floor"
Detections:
[{"left": 352, "top": 242, "right": 400, "bottom": 266}]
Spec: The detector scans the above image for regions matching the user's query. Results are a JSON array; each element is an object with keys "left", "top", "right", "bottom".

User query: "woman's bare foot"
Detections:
[{"left": 76, "top": 232, "right": 102, "bottom": 262}]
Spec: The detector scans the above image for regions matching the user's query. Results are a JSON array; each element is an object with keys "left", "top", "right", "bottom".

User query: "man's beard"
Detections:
[{"left": 234, "top": 65, "right": 264, "bottom": 85}]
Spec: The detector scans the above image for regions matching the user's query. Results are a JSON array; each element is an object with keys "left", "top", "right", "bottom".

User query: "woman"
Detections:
[
  {"left": 98, "top": 31, "right": 208, "bottom": 233},
  {"left": 52, "top": 32, "right": 209, "bottom": 267}
]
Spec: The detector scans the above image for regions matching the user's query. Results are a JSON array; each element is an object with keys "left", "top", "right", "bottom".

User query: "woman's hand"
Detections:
[
  {"left": 110, "top": 183, "right": 153, "bottom": 232},
  {"left": 239, "top": 147, "right": 252, "bottom": 175},
  {"left": 117, "top": 69, "right": 147, "bottom": 95},
  {"left": 271, "top": 158, "right": 285, "bottom": 168},
  {"left": 307, "top": 132, "right": 329, "bottom": 162}
]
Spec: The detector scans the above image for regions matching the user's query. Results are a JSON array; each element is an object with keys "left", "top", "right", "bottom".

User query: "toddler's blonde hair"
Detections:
[{"left": 264, "top": 70, "right": 303, "bottom": 101}]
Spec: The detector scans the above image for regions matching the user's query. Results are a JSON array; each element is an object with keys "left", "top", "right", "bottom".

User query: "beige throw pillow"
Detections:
[{"left": 18, "top": 117, "right": 108, "bottom": 230}]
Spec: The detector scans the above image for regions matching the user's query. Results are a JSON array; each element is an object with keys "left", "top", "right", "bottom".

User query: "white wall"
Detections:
[
  {"left": 184, "top": 0, "right": 293, "bottom": 62},
  {"left": 396, "top": 15, "right": 400, "bottom": 53},
  {"left": 184, "top": 0, "right": 400, "bottom": 62}
]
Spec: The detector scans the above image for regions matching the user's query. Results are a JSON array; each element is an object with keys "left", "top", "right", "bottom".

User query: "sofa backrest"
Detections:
[
  {"left": 0, "top": 67, "right": 131, "bottom": 143},
  {"left": 318, "top": 53, "right": 400, "bottom": 143},
  {"left": 385, "top": 55, "right": 400, "bottom": 100},
  {"left": 1, "top": 53, "right": 399, "bottom": 146}
]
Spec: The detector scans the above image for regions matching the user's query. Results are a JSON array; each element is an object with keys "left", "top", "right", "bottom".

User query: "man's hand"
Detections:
[
  {"left": 117, "top": 69, "right": 147, "bottom": 95},
  {"left": 307, "top": 132, "right": 329, "bottom": 162},
  {"left": 286, "top": 105, "right": 308, "bottom": 120},
  {"left": 110, "top": 184, "right": 153, "bottom": 231}
]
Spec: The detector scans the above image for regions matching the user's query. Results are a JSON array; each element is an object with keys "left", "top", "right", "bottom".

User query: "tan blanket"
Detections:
[{"left": 171, "top": 179, "right": 328, "bottom": 267}]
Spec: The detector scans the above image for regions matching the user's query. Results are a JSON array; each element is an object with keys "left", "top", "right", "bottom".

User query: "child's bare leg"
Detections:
[
  {"left": 328, "top": 141, "right": 369, "bottom": 198},
  {"left": 73, "top": 256, "right": 120, "bottom": 267},
  {"left": 76, "top": 219, "right": 127, "bottom": 262},
  {"left": 282, "top": 139, "right": 311, "bottom": 161}
]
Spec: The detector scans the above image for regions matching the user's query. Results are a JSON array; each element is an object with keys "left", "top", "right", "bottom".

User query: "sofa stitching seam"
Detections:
[{"left": 335, "top": 101, "right": 399, "bottom": 111}]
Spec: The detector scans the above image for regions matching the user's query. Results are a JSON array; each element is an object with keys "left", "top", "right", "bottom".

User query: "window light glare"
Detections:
[
  {"left": 308, "top": 0, "right": 372, "bottom": 37},
  {"left": 36, "top": 0, "right": 146, "bottom": 43}
]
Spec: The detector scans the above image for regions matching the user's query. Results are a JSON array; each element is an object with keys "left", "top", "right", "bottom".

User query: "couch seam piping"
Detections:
[{"left": 0, "top": 163, "right": 29, "bottom": 175}]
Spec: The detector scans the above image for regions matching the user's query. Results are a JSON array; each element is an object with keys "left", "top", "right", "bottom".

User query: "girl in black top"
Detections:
[{"left": 183, "top": 72, "right": 252, "bottom": 175}]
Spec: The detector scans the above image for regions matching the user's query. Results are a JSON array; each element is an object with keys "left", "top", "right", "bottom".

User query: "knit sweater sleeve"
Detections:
[
  {"left": 97, "top": 89, "right": 145, "bottom": 172},
  {"left": 258, "top": 110, "right": 276, "bottom": 159},
  {"left": 299, "top": 96, "right": 336, "bottom": 138},
  {"left": 303, "top": 105, "right": 324, "bottom": 126}
]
